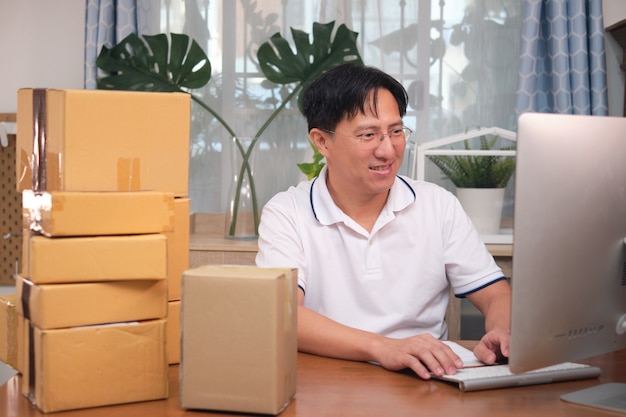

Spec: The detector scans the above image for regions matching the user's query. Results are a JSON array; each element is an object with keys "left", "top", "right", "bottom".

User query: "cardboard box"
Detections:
[
  {"left": 21, "top": 319, "right": 168, "bottom": 413},
  {"left": 166, "top": 300, "right": 181, "bottom": 365},
  {"left": 0, "top": 294, "right": 18, "bottom": 370},
  {"left": 166, "top": 198, "right": 190, "bottom": 301},
  {"left": 22, "top": 190, "right": 175, "bottom": 237},
  {"left": 22, "top": 233, "right": 167, "bottom": 283},
  {"left": 15, "top": 276, "right": 167, "bottom": 329},
  {"left": 180, "top": 265, "right": 297, "bottom": 415},
  {"left": 16, "top": 88, "right": 190, "bottom": 196}
]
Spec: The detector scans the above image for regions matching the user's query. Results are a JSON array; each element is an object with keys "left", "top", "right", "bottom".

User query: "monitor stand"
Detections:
[{"left": 561, "top": 383, "right": 626, "bottom": 414}]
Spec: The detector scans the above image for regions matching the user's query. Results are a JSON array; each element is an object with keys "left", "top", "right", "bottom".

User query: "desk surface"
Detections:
[{"left": 2, "top": 343, "right": 624, "bottom": 417}]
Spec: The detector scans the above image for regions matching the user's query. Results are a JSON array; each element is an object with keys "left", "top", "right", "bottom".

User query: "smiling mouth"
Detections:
[{"left": 370, "top": 164, "right": 392, "bottom": 171}]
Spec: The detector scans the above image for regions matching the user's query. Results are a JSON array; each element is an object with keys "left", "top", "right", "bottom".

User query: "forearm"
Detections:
[{"left": 297, "top": 305, "right": 384, "bottom": 362}]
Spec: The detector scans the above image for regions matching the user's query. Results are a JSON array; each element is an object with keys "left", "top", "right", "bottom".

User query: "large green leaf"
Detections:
[
  {"left": 96, "top": 33, "right": 212, "bottom": 92},
  {"left": 257, "top": 21, "right": 363, "bottom": 111}
]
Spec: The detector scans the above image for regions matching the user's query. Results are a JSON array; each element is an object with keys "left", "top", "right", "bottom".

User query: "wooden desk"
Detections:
[{"left": 2, "top": 343, "right": 624, "bottom": 417}]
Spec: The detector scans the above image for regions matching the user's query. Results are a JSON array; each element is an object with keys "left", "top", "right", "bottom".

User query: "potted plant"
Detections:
[
  {"left": 428, "top": 134, "right": 515, "bottom": 234},
  {"left": 95, "top": 21, "right": 363, "bottom": 238}
]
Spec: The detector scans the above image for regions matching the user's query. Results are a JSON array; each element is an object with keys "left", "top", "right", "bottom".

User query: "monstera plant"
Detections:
[{"left": 96, "top": 21, "right": 363, "bottom": 237}]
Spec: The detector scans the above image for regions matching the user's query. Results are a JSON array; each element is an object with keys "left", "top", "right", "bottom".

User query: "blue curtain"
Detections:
[
  {"left": 515, "top": 0, "right": 608, "bottom": 115},
  {"left": 84, "top": 0, "right": 138, "bottom": 89}
]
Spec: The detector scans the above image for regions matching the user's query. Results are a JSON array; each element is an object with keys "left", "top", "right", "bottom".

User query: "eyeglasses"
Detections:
[{"left": 321, "top": 126, "right": 413, "bottom": 147}]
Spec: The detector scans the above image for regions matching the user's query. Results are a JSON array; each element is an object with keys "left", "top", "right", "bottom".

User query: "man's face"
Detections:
[{"left": 321, "top": 89, "right": 406, "bottom": 201}]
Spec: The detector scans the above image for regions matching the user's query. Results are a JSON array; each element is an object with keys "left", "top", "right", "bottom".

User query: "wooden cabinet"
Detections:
[{"left": 189, "top": 213, "right": 257, "bottom": 268}]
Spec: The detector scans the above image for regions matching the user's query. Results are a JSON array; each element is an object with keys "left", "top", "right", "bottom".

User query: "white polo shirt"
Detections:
[{"left": 256, "top": 167, "right": 504, "bottom": 339}]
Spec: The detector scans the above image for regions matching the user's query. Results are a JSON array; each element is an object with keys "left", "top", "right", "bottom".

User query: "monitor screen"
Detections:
[{"left": 509, "top": 112, "right": 626, "bottom": 374}]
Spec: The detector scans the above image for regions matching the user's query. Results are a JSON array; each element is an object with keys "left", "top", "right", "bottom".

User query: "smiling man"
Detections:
[{"left": 256, "top": 64, "right": 511, "bottom": 379}]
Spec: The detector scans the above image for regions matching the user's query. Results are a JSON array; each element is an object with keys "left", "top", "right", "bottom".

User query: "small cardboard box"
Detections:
[
  {"left": 180, "top": 265, "right": 297, "bottom": 415},
  {"left": 16, "top": 276, "right": 167, "bottom": 329},
  {"left": 0, "top": 294, "right": 18, "bottom": 370},
  {"left": 21, "top": 319, "right": 168, "bottom": 413},
  {"left": 22, "top": 190, "right": 175, "bottom": 237},
  {"left": 166, "top": 300, "right": 181, "bottom": 365},
  {"left": 22, "top": 233, "right": 167, "bottom": 283},
  {"left": 166, "top": 197, "right": 190, "bottom": 301},
  {"left": 16, "top": 88, "right": 190, "bottom": 196}
]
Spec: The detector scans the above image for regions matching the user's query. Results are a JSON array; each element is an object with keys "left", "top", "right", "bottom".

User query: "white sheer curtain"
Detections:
[{"left": 138, "top": 0, "right": 522, "bottom": 214}]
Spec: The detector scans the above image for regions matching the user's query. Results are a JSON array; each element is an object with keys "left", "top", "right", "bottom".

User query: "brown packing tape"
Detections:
[
  {"left": 46, "top": 152, "right": 61, "bottom": 191},
  {"left": 20, "top": 280, "right": 36, "bottom": 402},
  {"left": 21, "top": 192, "right": 51, "bottom": 234},
  {"left": 20, "top": 280, "right": 32, "bottom": 322},
  {"left": 32, "top": 89, "right": 46, "bottom": 191},
  {"left": 166, "top": 194, "right": 176, "bottom": 232},
  {"left": 51, "top": 192, "right": 65, "bottom": 210},
  {"left": 117, "top": 157, "right": 141, "bottom": 191},
  {"left": 16, "top": 89, "right": 33, "bottom": 191},
  {"left": 17, "top": 149, "right": 31, "bottom": 191}
]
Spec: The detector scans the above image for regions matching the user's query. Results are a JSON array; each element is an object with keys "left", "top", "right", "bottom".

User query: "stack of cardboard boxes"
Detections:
[{"left": 11, "top": 88, "right": 190, "bottom": 413}]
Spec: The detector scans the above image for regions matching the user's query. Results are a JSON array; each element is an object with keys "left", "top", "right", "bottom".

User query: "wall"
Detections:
[{"left": 0, "top": 0, "right": 85, "bottom": 113}]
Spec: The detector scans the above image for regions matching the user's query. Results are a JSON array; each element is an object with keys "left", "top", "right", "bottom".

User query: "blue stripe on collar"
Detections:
[
  {"left": 396, "top": 175, "right": 416, "bottom": 202},
  {"left": 310, "top": 175, "right": 416, "bottom": 223}
]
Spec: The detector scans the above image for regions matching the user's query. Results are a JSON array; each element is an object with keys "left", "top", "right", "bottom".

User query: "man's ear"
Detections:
[{"left": 310, "top": 128, "right": 330, "bottom": 158}]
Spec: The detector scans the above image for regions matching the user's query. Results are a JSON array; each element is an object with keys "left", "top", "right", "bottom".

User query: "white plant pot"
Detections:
[{"left": 456, "top": 188, "right": 506, "bottom": 235}]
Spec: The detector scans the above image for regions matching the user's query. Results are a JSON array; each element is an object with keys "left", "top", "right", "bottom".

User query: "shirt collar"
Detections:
[{"left": 310, "top": 166, "right": 416, "bottom": 226}]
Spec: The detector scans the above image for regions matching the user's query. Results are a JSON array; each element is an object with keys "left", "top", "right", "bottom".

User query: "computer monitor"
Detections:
[{"left": 509, "top": 112, "right": 626, "bottom": 411}]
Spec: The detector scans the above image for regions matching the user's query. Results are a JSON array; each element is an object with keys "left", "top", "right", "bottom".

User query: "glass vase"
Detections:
[{"left": 225, "top": 136, "right": 259, "bottom": 239}]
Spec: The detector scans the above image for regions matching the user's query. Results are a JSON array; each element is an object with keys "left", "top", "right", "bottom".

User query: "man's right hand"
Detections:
[{"left": 369, "top": 333, "right": 464, "bottom": 379}]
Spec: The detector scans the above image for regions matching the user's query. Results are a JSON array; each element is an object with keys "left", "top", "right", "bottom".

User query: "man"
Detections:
[{"left": 256, "top": 64, "right": 511, "bottom": 379}]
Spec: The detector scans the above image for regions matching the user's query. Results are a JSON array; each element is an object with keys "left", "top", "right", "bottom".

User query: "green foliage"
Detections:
[
  {"left": 96, "top": 33, "right": 235, "bottom": 136},
  {"left": 96, "top": 33, "right": 212, "bottom": 91},
  {"left": 297, "top": 140, "right": 326, "bottom": 180},
  {"left": 258, "top": 21, "right": 363, "bottom": 112},
  {"left": 428, "top": 135, "right": 515, "bottom": 188}
]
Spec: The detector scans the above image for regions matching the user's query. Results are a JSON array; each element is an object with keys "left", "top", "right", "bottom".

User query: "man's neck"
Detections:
[{"left": 326, "top": 176, "right": 390, "bottom": 233}]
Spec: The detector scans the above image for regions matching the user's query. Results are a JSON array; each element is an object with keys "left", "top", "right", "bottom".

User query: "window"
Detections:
[{"left": 140, "top": 0, "right": 521, "bottom": 214}]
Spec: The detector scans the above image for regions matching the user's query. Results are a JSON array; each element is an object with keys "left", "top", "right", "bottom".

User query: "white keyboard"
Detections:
[
  {"left": 433, "top": 362, "right": 602, "bottom": 392},
  {"left": 453, "top": 361, "right": 590, "bottom": 380}
]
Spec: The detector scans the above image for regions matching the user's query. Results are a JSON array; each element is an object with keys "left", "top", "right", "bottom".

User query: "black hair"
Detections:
[{"left": 301, "top": 63, "right": 409, "bottom": 132}]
